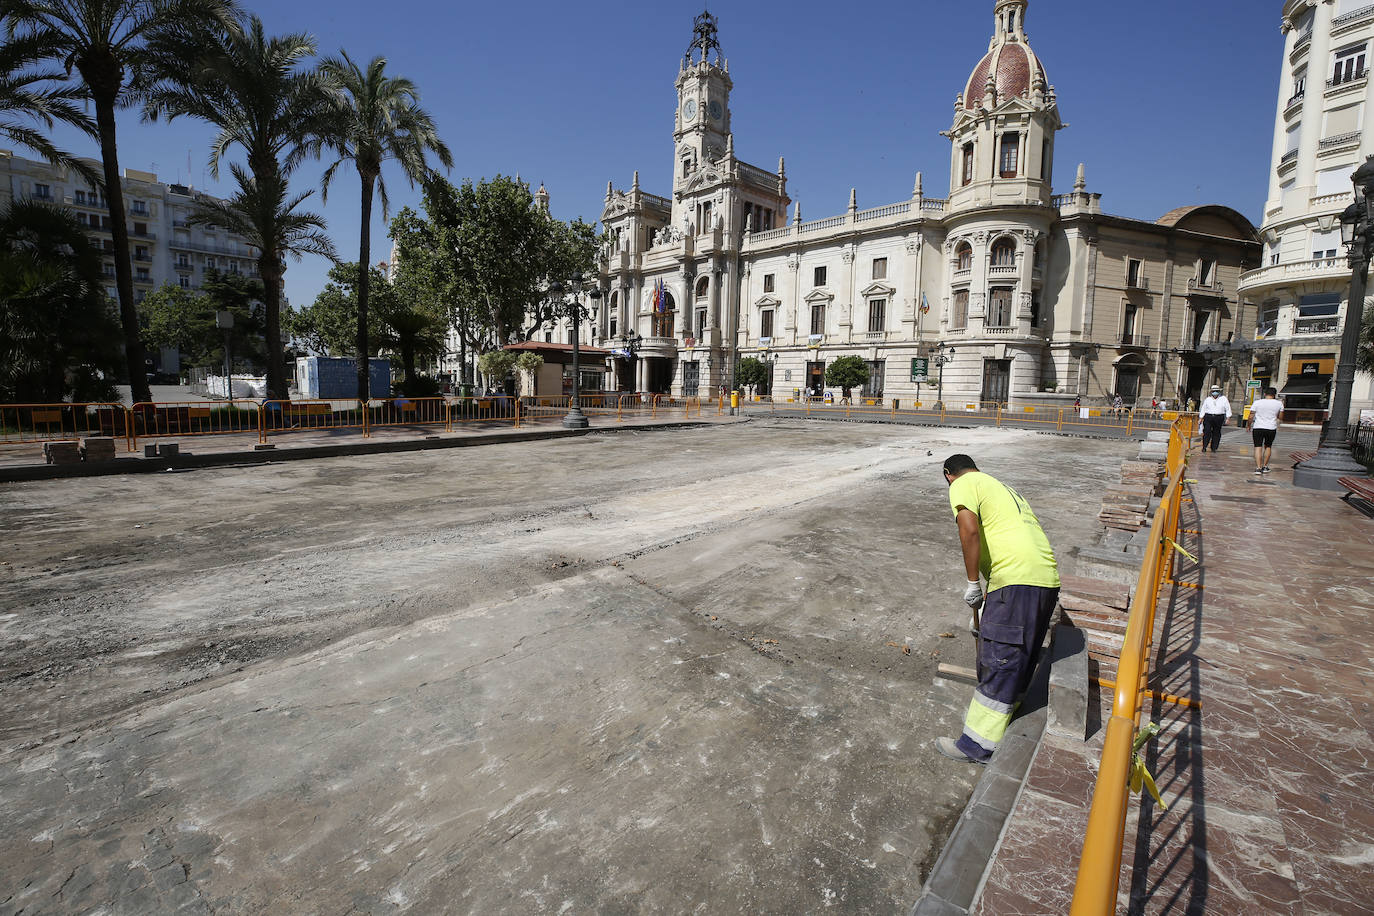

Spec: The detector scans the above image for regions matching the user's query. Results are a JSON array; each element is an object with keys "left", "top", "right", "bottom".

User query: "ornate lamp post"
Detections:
[
  {"left": 549, "top": 278, "right": 593, "bottom": 429},
  {"left": 932, "top": 344, "right": 956, "bottom": 407},
  {"left": 1295, "top": 157, "right": 1374, "bottom": 490}
]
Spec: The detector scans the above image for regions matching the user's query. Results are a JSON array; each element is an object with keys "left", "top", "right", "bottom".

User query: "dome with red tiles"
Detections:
[
  {"left": 963, "top": 41, "right": 1046, "bottom": 110},
  {"left": 962, "top": 1, "right": 1048, "bottom": 110}
]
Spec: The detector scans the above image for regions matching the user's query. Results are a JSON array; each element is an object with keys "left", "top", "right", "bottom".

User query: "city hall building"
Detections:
[{"left": 587, "top": 1, "right": 1261, "bottom": 406}]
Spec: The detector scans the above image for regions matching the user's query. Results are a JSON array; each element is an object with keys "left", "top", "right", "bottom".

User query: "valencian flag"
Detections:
[{"left": 920, "top": 292, "right": 931, "bottom": 314}]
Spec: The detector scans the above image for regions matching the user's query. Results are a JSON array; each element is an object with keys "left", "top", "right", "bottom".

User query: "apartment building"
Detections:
[{"left": 1238, "top": 0, "right": 1374, "bottom": 419}]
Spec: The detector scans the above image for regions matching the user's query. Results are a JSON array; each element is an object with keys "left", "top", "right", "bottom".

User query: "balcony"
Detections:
[
  {"left": 1240, "top": 256, "right": 1346, "bottom": 290},
  {"left": 129, "top": 228, "right": 157, "bottom": 240},
  {"left": 952, "top": 268, "right": 972, "bottom": 282},
  {"left": 1187, "top": 277, "right": 1224, "bottom": 297},
  {"left": 981, "top": 325, "right": 1017, "bottom": 336},
  {"left": 1280, "top": 149, "right": 1299, "bottom": 165},
  {"left": 1125, "top": 275, "right": 1150, "bottom": 292},
  {"left": 862, "top": 331, "right": 886, "bottom": 341},
  {"left": 1119, "top": 334, "right": 1151, "bottom": 348},
  {"left": 1319, "top": 130, "right": 1361, "bottom": 152},
  {"left": 988, "top": 264, "right": 1017, "bottom": 278},
  {"left": 1332, "top": 3, "right": 1374, "bottom": 28},
  {"left": 1285, "top": 91, "right": 1305, "bottom": 116},
  {"left": 1295, "top": 316, "right": 1340, "bottom": 335},
  {"left": 1326, "top": 71, "right": 1367, "bottom": 96},
  {"left": 167, "top": 237, "right": 255, "bottom": 257},
  {"left": 133, "top": 254, "right": 152, "bottom": 263}
]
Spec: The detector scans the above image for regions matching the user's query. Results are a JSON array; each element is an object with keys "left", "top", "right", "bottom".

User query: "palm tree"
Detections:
[
  {"left": 188, "top": 165, "right": 338, "bottom": 376},
  {"left": 0, "top": 198, "right": 122, "bottom": 402},
  {"left": 143, "top": 13, "right": 329, "bottom": 399},
  {"left": 315, "top": 51, "right": 451, "bottom": 401},
  {"left": 0, "top": 30, "right": 100, "bottom": 186},
  {"left": 5, "top": 0, "right": 239, "bottom": 405}
]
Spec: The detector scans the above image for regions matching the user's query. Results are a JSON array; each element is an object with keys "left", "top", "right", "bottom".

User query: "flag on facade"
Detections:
[{"left": 920, "top": 292, "right": 930, "bottom": 314}]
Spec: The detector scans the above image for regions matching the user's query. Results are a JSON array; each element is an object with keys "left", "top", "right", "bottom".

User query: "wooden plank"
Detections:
[{"left": 937, "top": 663, "right": 978, "bottom": 682}]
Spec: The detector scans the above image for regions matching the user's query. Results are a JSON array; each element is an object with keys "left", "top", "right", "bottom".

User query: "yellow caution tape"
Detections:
[
  {"left": 1161, "top": 535, "right": 1198, "bottom": 564},
  {"left": 1129, "top": 722, "right": 1168, "bottom": 811}
]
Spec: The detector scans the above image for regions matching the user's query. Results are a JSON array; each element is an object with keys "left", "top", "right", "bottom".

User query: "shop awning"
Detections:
[{"left": 1281, "top": 378, "right": 1330, "bottom": 395}]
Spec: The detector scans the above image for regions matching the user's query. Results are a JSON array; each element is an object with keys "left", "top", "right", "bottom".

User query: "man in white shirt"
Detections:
[
  {"left": 1198, "top": 385, "right": 1232, "bottom": 453},
  {"left": 1249, "top": 386, "right": 1284, "bottom": 474}
]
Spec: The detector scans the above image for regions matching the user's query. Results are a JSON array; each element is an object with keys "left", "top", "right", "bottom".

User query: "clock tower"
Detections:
[{"left": 673, "top": 10, "right": 732, "bottom": 208}]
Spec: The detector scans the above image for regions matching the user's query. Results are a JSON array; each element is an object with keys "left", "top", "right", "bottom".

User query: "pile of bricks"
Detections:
[
  {"left": 41, "top": 437, "right": 117, "bottom": 465},
  {"left": 80, "top": 437, "right": 116, "bottom": 463},
  {"left": 1097, "top": 460, "right": 1164, "bottom": 531},
  {"left": 42, "top": 441, "right": 83, "bottom": 465},
  {"left": 1057, "top": 573, "right": 1131, "bottom": 679}
]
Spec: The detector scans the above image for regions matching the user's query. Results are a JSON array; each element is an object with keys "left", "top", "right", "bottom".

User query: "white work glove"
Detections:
[{"left": 962, "top": 578, "right": 984, "bottom": 611}]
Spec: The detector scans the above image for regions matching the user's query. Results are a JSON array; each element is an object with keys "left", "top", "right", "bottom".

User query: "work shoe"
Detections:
[{"left": 934, "top": 736, "right": 987, "bottom": 765}]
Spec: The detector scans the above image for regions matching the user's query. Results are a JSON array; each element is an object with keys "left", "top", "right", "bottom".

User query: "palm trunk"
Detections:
[
  {"left": 356, "top": 174, "right": 375, "bottom": 402},
  {"left": 93, "top": 94, "right": 151, "bottom": 405},
  {"left": 261, "top": 251, "right": 286, "bottom": 400}
]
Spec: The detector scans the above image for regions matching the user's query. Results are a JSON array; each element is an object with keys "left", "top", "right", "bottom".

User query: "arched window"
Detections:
[
  {"left": 652, "top": 291, "right": 676, "bottom": 337},
  {"left": 991, "top": 238, "right": 1017, "bottom": 268},
  {"left": 609, "top": 291, "right": 619, "bottom": 338},
  {"left": 695, "top": 276, "right": 710, "bottom": 300},
  {"left": 952, "top": 290, "right": 969, "bottom": 329},
  {"left": 956, "top": 242, "right": 973, "bottom": 272},
  {"left": 961, "top": 143, "right": 975, "bottom": 187}
]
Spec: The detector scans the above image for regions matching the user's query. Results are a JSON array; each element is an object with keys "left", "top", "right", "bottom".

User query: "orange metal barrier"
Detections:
[
  {"left": 446, "top": 395, "right": 519, "bottom": 429},
  {"left": 131, "top": 400, "right": 261, "bottom": 449},
  {"left": 1, "top": 402, "right": 132, "bottom": 451},
  {"left": 259, "top": 399, "right": 367, "bottom": 443},
  {"left": 1070, "top": 414, "right": 1197, "bottom": 914},
  {"left": 368, "top": 397, "right": 450, "bottom": 432}
]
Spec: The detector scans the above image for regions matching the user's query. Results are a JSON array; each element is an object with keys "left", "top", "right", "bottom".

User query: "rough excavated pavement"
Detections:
[{"left": 0, "top": 421, "right": 1132, "bottom": 914}]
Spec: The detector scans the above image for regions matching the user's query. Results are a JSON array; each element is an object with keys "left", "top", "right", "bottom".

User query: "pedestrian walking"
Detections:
[
  {"left": 1198, "top": 385, "right": 1232, "bottom": 453},
  {"left": 1112, "top": 393, "right": 1125, "bottom": 419},
  {"left": 935, "top": 455, "right": 1060, "bottom": 765},
  {"left": 1249, "top": 386, "right": 1283, "bottom": 475}
]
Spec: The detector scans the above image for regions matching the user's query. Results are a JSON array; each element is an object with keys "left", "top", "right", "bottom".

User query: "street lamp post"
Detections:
[
  {"left": 1295, "top": 157, "right": 1374, "bottom": 490},
  {"left": 549, "top": 279, "right": 593, "bottom": 429},
  {"left": 932, "top": 344, "right": 955, "bottom": 408}
]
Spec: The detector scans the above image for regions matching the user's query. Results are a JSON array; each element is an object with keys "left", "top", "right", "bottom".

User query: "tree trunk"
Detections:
[
  {"left": 260, "top": 251, "right": 286, "bottom": 400},
  {"left": 356, "top": 174, "right": 375, "bottom": 402},
  {"left": 401, "top": 341, "right": 415, "bottom": 385},
  {"left": 92, "top": 93, "right": 151, "bottom": 405}
]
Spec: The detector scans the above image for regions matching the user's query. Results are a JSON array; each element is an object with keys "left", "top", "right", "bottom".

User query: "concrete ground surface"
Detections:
[
  {"left": 974, "top": 424, "right": 1374, "bottom": 915},
  {"left": 0, "top": 421, "right": 1130, "bottom": 915}
]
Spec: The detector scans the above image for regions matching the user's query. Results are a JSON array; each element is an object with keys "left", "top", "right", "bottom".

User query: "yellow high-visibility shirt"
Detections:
[{"left": 948, "top": 471, "right": 1060, "bottom": 593}]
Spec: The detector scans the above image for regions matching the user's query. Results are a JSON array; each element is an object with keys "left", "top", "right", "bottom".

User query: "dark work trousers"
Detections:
[
  {"left": 955, "top": 584, "right": 1060, "bottom": 761},
  {"left": 1201, "top": 413, "right": 1226, "bottom": 452}
]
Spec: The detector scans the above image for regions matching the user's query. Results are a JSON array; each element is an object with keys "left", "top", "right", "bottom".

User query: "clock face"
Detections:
[
  {"left": 708, "top": 100, "right": 723, "bottom": 121},
  {"left": 682, "top": 99, "right": 697, "bottom": 121}
]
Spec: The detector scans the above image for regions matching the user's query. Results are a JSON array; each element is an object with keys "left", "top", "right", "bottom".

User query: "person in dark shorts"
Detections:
[
  {"left": 1249, "top": 386, "right": 1283, "bottom": 474},
  {"left": 935, "top": 455, "right": 1061, "bottom": 765}
]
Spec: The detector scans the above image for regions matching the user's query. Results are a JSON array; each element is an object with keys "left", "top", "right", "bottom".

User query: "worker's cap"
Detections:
[{"left": 1210, "top": 385, "right": 1222, "bottom": 392}]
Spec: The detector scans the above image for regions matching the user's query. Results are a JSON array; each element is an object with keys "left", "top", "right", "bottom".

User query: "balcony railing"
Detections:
[
  {"left": 1326, "top": 70, "right": 1367, "bottom": 90},
  {"left": 1333, "top": 3, "right": 1374, "bottom": 27},
  {"left": 1319, "top": 130, "right": 1361, "bottom": 150},
  {"left": 982, "top": 325, "right": 1016, "bottom": 336},
  {"left": 1126, "top": 276, "right": 1149, "bottom": 291},
  {"left": 1240, "top": 256, "right": 1347, "bottom": 288},
  {"left": 1119, "top": 334, "right": 1151, "bottom": 348},
  {"left": 988, "top": 264, "right": 1017, "bottom": 277},
  {"left": 1280, "top": 149, "right": 1300, "bottom": 164},
  {"left": 1286, "top": 90, "right": 1306, "bottom": 112},
  {"left": 1188, "top": 277, "right": 1224, "bottom": 296},
  {"left": 129, "top": 228, "right": 157, "bottom": 240},
  {"left": 952, "top": 268, "right": 972, "bottom": 281},
  {"left": 1295, "top": 316, "right": 1340, "bottom": 335}
]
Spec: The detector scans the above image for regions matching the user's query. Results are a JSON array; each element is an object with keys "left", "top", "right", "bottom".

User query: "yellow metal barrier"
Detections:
[
  {"left": 446, "top": 395, "right": 519, "bottom": 429},
  {"left": 367, "top": 397, "right": 450, "bottom": 433},
  {"left": 259, "top": 399, "right": 367, "bottom": 443},
  {"left": 131, "top": 400, "right": 261, "bottom": 449},
  {"left": 1070, "top": 414, "right": 1197, "bottom": 914},
  {"left": 0, "top": 402, "right": 133, "bottom": 452}
]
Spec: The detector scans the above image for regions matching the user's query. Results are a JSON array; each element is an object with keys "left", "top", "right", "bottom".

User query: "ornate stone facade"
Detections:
[{"left": 588, "top": 2, "right": 1260, "bottom": 406}]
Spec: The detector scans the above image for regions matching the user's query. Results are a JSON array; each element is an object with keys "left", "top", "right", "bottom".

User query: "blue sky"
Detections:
[{"left": 38, "top": 0, "right": 1284, "bottom": 308}]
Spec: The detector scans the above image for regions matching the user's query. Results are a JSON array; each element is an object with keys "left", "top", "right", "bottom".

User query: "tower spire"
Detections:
[{"left": 687, "top": 10, "right": 722, "bottom": 65}]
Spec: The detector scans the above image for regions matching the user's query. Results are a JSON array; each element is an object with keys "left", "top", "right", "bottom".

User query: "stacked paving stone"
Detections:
[
  {"left": 79, "top": 436, "right": 117, "bottom": 463},
  {"left": 42, "top": 441, "right": 83, "bottom": 465},
  {"left": 1097, "top": 460, "right": 1164, "bottom": 532},
  {"left": 1057, "top": 573, "right": 1131, "bottom": 679}
]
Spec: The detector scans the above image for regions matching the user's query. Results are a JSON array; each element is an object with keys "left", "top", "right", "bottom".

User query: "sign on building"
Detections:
[{"left": 911, "top": 357, "right": 929, "bottom": 382}]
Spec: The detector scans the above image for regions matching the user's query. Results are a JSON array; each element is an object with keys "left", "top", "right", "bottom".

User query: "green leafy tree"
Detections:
[
  {"left": 143, "top": 14, "right": 333, "bottom": 400},
  {"left": 0, "top": 31, "right": 100, "bottom": 186},
  {"left": 736, "top": 356, "right": 767, "bottom": 393},
  {"left": 314, "top": 51, "right": 452, "bottom": 401},
  {"left": 187, "top": 165, "right": 335, "bottom": 386},
  {"left": 139, "top": 271, "right": 265, "bottom": 370},
  {"left": 477, "top": 349, "right": 515, "bottom": 389},
  {"left": 287, "top": 261, "right": 389, "bottom": 357},
  {"left": 0, "top": 200, "right": 121, "bottom": 402},
  {"left": 825, "top": 355, "right": 870, "bottom": 398},
  {"left": 392, "top": 175, "right": 597, "bottom": 367},
  {"left": 6, "top": 0, "right": 239, "bottom": 404}
]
